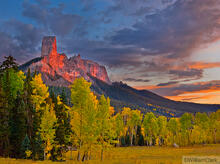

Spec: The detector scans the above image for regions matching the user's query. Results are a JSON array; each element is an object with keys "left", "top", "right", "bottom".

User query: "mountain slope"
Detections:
[{"left": 90, "top": 76, "right": 220, "bottom": 115}]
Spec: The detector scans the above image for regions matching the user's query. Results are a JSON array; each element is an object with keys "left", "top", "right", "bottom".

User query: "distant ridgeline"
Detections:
[{"left": 20, "top": 36, "right": 220, "bottom": 116}]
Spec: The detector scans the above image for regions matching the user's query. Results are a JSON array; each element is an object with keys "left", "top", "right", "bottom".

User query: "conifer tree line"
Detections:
[{"left": 0, "top": 56, "right": 220, "bottom": 161}]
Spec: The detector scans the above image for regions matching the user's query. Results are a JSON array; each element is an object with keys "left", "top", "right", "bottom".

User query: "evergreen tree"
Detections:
[
  {"left": 9, "top": 92, "right": 27, "bottom": 158},
  {"left": 0, "top": 56, "right": 18, "bottom": 72},
  {"left": 0, "top": 56, "right": 24, "bottom": 157},
  {"left": 21, "top": 134, "right": 31, "bottom": 159},
  {"left": 52, "top": 95, "right": 71, "bottom": 161},
  {"left": 24, "top": 68, "right": 34, "bottom": 151},
  {"left": 137, "top": 125, "right": 144, "bottom": 146},
  {"left": 0, "top": 75, "right": 9, "bottom": 157},
  {"left": 60, "top": 88, "right": 68, "bottom": 105}
]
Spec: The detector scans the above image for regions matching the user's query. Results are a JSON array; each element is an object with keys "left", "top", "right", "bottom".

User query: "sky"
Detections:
[{"left": 1, "top": 0, "right": 220, "bottom": 104}]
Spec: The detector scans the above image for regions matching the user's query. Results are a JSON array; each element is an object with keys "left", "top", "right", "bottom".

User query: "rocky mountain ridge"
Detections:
[{"left": 20, "top": 36, "right": 111, "bottom": 86}]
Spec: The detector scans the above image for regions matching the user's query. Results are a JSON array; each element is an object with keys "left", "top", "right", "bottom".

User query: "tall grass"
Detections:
[{"left": 1, "top": 144, "right": 219, "bottom": 164}]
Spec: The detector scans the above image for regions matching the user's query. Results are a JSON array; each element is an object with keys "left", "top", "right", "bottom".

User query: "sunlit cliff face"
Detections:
[
  {"left": 41, "top": 36, "right": 66, "bottom": 71},
  {"left": 23, "top": 36, "right": 111, "bottom": 86}
]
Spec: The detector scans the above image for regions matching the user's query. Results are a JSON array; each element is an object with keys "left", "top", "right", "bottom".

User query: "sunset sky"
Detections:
[{"left": 1, "top": 0, "right": 220, "bottom": 104}]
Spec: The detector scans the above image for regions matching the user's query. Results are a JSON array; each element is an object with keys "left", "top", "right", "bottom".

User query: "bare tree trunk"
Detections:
[
  {"left": 70, "top": 148, "right": 73, "bottom": 160},
  {"left": 150, "top": 136, "right": 152, "bottom": 146},
  {"left": 77, "top": 151, "right": 80, "bottom": 161},
  {"left": 77, "top": 139, "right": 82, "bottom": 161},
  {"left": 44, "top": 150, "right": 46, "bottom": 160},
  {"left": 117, "top": 137, "right": 120, "bottom": 147},
  {"left": 101, "top": 148, "right": 104, "bottom": 161},
  {"left": 214, "top": 129, "right": 216, "bottom": 144},
  {"left": 82, "top": 151, "right": 88, "bottom": 161},
  {"left": 86, "top": 151, "right": 88, "bottom": 160},
  {"left": 135, "top": 126, "right": 138, "bottom": 146},
  {"left": 130, "top": 128, "right": 134, "bottom": 146},
  {"left": 89, "top": 150, "right": 92, "bottom": 160}
]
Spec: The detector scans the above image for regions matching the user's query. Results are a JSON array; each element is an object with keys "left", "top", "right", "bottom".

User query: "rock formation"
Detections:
[{"left": 20, "top": 36, "right": 111, "bottom": 86}]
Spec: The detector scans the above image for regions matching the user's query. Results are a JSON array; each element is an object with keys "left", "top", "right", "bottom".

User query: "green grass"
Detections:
[{"left": 1, "top": 144, "right": 220, "bottom": 164}]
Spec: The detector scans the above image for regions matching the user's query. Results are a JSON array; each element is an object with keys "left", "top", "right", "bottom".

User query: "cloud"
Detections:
[
  {"left": 149, "top": 80, "right": 220, "bottom": 97},
  {"left": 187, "top": 62, "right": 220, "bottom": 69},
  {"left": 103, "top": 0, "right": 176, "bottom": 17},
  {"left": 123, "top": 78, "right": 150, "bottom": 82},
  {"left": 133, "top": 80, "right": 220, "bottom": 104},
  {"left": 22, "top": 0, "right": 83, "bottom": 36},
  {"left": 73, "top": 0, "right": 220, "bottom": 84},
  {"left": 111, "top": 0, "right": 220, "bottom": 55},
  {"left": 0, "top": 19, "right": 43, "bottom": 63},
  {"left": 36, "top": 0, "right": 50, "bottom": 6},
  {"left": 165, "top": 93, "right": 220, "bottom": 104},
  {"left": 174, "top": 80, "right": 220, "bottom": 95},
  {"left": 157, "top": 81, "right": 179, "bottom": 86},
  {"left": 107, "top": 0, "right": 220, "bottom": 70},
  {"left": 0, "top": 0, "right": 85, "bottom": 64},
  {"left": 169, "top": 69, "right": 203, "bottom": 80}
]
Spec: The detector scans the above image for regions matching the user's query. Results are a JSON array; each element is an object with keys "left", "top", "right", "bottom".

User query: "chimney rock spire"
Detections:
[{"left": 41, "top": 36, "right": 57, "bottom": 57}]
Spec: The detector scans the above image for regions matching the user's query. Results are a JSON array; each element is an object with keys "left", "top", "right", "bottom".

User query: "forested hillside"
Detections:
[{"left": 48, "top": 75, "right": 220, "bottom": 117}]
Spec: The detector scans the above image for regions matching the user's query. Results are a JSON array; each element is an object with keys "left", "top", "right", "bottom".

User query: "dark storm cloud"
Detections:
[
  {"left": 0, "top": 0, "right": 85, "bottom": 64},
  {"left": 4, "top": 19, "right": 43, "bottom": 51},
  {"left": 90, "top": 46, "right": 152, "bottom": 67},
  {"left": 110, "top": 0, "right": 220, "bottom": 58},
  {"left": 60, "top": 38, "right": 153, "bottom": 68},
  {"left": 22, "top": 0, "right": 82, "bottom": 36},
  {"left": 0, "top": 19, "right": 43, "bottom": 63},
  {"left": 95, "top": 0, "right": 220, "bottom": 82},
  {"left": 61, "top": 0, "right": 218, "bottom": 83},
  {"left": 123, "top": 78, "right": 150, "bottom": 83}
]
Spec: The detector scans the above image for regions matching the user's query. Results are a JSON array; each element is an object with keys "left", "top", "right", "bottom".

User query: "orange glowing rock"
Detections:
[{"left": 24, "top": 36, "right": 111, "bottom": 87}]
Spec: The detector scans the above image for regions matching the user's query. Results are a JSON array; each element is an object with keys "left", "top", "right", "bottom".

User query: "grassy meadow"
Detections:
[{"left": 0, "top": 144, "right": 219, "bottom": 164}]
